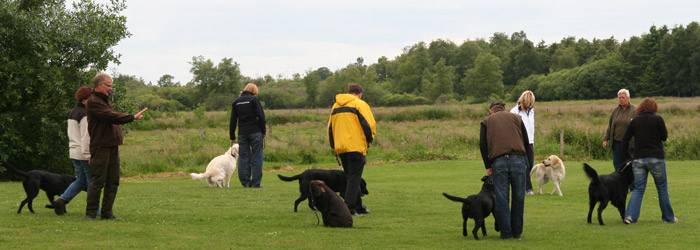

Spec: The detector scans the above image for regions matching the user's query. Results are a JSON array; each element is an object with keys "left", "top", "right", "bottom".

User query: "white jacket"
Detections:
[
  {"left": 68, "top": 104, "right": 91, "bottom": 160},
  {"left": 510, "top": 105, "right": 535, "bottom": 145}
]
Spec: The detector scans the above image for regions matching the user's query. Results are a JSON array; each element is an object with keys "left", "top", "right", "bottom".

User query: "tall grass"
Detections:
[
  {"left": 116, "top": 97, "right": 700, "bottom": 177},
  {"left": 1, "top": 160, "right": 698, "bottom": 249}
]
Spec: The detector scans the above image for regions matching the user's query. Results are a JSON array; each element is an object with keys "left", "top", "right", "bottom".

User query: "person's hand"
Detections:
[
  {"left": 134, "top": 108, "right": 148, "bottom": 120},
  {"left": 262, "top": 134, "right": 266, "bottom": 137},
  {"left": 367, "top": 142, "right": 371, "bottom": 148},
  {"left": 230, "top": 139, "right": 236, "bottom": 143},
  {"left": 602, "top": 140, "right": 608, "bottom": 150},
  {"left": 487, "top": 168, "right": 492, "bottom": 176}
]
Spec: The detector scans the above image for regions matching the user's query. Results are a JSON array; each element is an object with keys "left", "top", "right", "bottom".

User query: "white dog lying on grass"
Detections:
[{"left": 191, "top": 144, "right": 239, "bottom": 188}]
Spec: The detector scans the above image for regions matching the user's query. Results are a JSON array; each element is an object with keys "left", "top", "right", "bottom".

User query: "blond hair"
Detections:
[
  {"left": 243, "top": 83, "right": 258, "bottom": 95},
  {"left": 517, "top": 90, "right": 535, "bottom": 110},
  {"left": 92, "top": 73, "right": 112, "bottom": 88}
]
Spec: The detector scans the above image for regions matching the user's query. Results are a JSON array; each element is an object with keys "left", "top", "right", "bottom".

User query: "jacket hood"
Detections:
[{"left": 334, "top": 93, "right": 358, "bottom": 106}]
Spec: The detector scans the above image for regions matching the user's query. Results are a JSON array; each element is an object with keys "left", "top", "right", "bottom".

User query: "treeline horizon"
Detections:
[{"left": 117, "top": 21, "right": 700, "bottom": 111}]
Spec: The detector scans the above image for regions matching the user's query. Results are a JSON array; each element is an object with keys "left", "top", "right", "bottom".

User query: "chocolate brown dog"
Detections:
[
  {"left": 2, "top": 162, "right": 76, "bottom": 214},
  {"left": 443, "top": 175, "right": 498, "bottom": 240},
  {"left": 310, "top": 180, "right": 353, "bottom": 228}
]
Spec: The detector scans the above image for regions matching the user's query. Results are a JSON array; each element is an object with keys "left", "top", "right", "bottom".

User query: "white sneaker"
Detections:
[
  {"left": 526, "top": 190, "right": 534, "bottom": 195},
  {"left": 664, "top": 217, "right": 679, "bottom": 224}
]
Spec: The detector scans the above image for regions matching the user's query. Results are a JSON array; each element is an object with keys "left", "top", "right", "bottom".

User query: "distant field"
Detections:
[{"left": 119, "top": 97, "right": 700, "bottom": 177}]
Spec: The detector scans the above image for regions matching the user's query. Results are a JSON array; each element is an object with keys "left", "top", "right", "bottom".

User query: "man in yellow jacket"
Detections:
[{"left": 328, "top": 84, "right": 376, "bottom": 215}]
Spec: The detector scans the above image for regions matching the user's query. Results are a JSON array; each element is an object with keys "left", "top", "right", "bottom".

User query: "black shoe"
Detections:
[
  {"left": 356, "top": 209, "right": 370, "bottom": 215},
  {"left": 101, "top": 214, "right": 116, "bottom": 220},
  {"left": 85, "top": 215, "right": 97, "bottom": 220},
  {"left": 52, "top": 198, "right": 67, "bottom": 216},
  {"left": 252, "top": 185, "right": 263, "bottom": 188}
]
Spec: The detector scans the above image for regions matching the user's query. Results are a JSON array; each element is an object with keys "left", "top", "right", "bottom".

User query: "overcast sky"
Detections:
[{"left": 94, "top": 0, "right": 699, "bottom": 84}]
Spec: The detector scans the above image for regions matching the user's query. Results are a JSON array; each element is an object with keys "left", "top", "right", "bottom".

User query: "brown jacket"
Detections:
[
  {"left": 479, "top": 109, "right": 532, "bottom": 169},
  {"left": 86, "top": 91, "right": 134, "bottom": 153}
]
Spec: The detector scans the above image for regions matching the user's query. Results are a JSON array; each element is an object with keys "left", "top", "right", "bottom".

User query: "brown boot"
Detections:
[{"left": 52, "top": 198, "right": 67, "bottom": 215}]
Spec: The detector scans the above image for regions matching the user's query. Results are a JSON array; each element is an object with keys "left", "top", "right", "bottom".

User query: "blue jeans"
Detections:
[
  {"left": 59, "top": 159, "right": 91, "bottom": 203},
  {"left": 612, "top": 140, "right": 633, "bottom": 171},
  {"left": 238, "top": 132, "right": 263, "bottom": 187},
  {"left": 625, "top": 158, "right": 675, "bottom": 223},
  {"left": 491, "top": 154, "right": 527, "bottom": 239}
]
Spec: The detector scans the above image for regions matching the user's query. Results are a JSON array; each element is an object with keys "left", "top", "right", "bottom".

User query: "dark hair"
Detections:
[
  {"left": 635, "top": 97, "right": 658, "bottom": 115},
  {"left": 75, "top": 86, "right": 92, "bottom": 102},
  {"left": 348, "top": 84, "right": 363, "bottom": 95}
]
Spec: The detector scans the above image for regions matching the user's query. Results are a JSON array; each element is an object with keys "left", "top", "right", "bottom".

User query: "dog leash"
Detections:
[
  {"left": 310, "top": 195, "right": 320, "bottom": 226},
  {"left": 335, "top": 154, "right": 342, "bottom": 167}
]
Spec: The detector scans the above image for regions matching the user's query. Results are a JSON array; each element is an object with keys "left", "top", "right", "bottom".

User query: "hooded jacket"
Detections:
[
  {"left": 327, "top": 94, "right": 376, "bottom": 155},
  {"left": 229, "top": 91, "right": 266, "bottom": 140}
]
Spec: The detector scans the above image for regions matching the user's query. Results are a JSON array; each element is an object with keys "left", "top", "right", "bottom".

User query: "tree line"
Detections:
[
  {"left": 125, "top": 22, "right": 700, "bottom": 111},
  {"left": 1, "top": 0, "right": 698, "bottom": 175}
]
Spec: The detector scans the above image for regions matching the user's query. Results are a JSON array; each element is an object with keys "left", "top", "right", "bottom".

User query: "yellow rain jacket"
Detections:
[{"left": 327, "top": 94, "right": 377, "bottom": 155}]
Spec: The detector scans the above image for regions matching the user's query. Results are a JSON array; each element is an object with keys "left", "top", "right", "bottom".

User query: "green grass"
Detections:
[{"left": 1, "top": 160, "right": 698, "bottom": 249}]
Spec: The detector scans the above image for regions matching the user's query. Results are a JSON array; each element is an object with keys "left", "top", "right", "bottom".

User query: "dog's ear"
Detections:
[{"left": 481, "top": 175, "right": 489, "bottom": 182}]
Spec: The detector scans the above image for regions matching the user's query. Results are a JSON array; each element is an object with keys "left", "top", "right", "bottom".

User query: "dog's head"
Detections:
[
  {"left": 310, "top": 180, "right": 327, "bottom": 197},
  {"left": 228, "top": 144, "right": 240, "bottom": 158},
  {"left": 360, "top": 179, "right": 369, "bottom": 196},
  {"left": 480, "top": 175, "right": 493, "bottom": 185},
  {"left": 543, "top": 155, "right": 562, "bottom": 168}
]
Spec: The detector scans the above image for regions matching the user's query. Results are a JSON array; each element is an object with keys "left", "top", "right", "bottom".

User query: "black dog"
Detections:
[
  {"left": 310, "top": 180, "right": 353, "bottom": 228},
  {"left": 278, "top": 169, "right": 369, "bottom": 212},
  {"left": 583, "top": 162, "right": 634, "bottom": 225},
  {"left": 443, "top": 175, "right": 499, "bottom": 240},
  {"left": 2, "top": 162, "right": 76, "bottom": 214}
]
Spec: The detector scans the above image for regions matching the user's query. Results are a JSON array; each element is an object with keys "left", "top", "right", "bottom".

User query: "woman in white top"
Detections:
[
  {"left": 52, "top": 86, "right": 93, "bottom": 215},
  {"left": 510, "top": 90, "right": 535, "bottom": 195}
]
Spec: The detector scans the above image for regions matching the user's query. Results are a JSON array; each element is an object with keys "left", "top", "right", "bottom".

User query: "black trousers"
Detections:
[
  {"left": 526, "top": 144, "right": 534, "bottom": 191},
  {"left": 338, "top": 152, "right": 365, "bottom": 212},
  {"left": 86, "top": 146, "right": 120, "bottom": 217}
]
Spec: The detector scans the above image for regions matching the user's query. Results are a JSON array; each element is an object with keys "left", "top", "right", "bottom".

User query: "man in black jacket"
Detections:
[{"left": 230, "top": 83, "right": 266, "bottom": 188}]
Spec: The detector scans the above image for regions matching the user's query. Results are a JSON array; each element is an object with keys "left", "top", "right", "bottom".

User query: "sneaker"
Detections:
[
  {"left": 85, "top": 215, "right": 97, "bottom": 220},
  {"left": 664, "top": 217, "right": 679, "bottom": 224},
  {"left": 356, "top": 209, "right": 370, "bottom": 215},
  {"left": 101, "top": 214, "right": 116, "bottom": 220},
  {"left": 52, "top": 198, "right": 67, "bottom": 216},
  {"left": 623, "top": 219, "right": 634, "bottom": 224},
  {"left": 526, "top": 190, "right": 534, "bottom": 195}
]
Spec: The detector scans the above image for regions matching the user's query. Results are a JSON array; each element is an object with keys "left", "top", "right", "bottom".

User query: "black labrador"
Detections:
[
  {"left": 310, "top": 180, "right": 353, "bottom": 228},
  {"left": 583, "top": 162, "right": 634, "bottom": 225},
  {"left": 278, "top": 169, "right": 369, "bottom": 212},
  {"left": 2, "top": 162, "right": 76, "bottom": 214},
  {"left": 443, "top": 175, "right": 499, "bottom": 240}
]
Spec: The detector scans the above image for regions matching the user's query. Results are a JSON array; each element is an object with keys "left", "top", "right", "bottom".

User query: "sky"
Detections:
[{"left": 86, "top": 0, "right": 700, "bottom": 85}]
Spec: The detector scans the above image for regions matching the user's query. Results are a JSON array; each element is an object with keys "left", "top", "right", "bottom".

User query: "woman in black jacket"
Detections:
[
  {"left": 622, "top": 97, "right": 677, "bottom": 224},
  {"left": 230, "top": 83, "right": 266, "bottom": 188}
]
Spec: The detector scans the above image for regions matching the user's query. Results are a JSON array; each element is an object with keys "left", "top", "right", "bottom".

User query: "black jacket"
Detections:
[
  {"left": 230, "top": 91, "right": 266, "bottom": 140},
  {"left": 622, "top": 112, "right": 667, "bottom": 159}
]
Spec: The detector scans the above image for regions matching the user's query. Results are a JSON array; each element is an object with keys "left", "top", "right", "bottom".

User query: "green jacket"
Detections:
[{"left": 604, "top": 104, "right": 636, "bottom": 146}]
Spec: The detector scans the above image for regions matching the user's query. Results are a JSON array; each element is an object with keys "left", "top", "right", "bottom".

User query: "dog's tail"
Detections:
[
  {"left": 442, "top": 193, "right": 467, "bottom": 203},
  {"left": 529, "top": 164, "right": 537, "bottom": 178},
  {"left": 582, "top": 163, "right": 600, "bottom": 186},
  {"left": 277, "top": 173, "right": 302, "bottom": 182},
  {"left": 190, "top": 172, "right": 210, "bottom": 181},
  {"left": 1, "top": 162, "right": 29, "bottom": 178}
]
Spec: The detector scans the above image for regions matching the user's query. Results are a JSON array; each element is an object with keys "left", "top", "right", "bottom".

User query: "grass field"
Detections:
[{"left": 1, "top": 160, "right": 698, "bottom": 249}]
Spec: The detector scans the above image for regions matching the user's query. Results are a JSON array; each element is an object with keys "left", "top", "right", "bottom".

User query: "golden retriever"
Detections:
[
  {"left": 529, "top": 155, "right": 566, "bottom": 196},
  {"left": 190, "top": 144, "right": 239, "bottom": 187}
]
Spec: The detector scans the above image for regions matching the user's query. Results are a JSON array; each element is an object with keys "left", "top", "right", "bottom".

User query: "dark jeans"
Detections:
[
  {"left": 526, "top": 144, "right": 534, "bottom": 191},
  {"left": 339, "top": 152, "right": 365, "bottom": 213},
  {"left": 86, "top": 146, "right": 120, "bottom": 217},
  {"left": 612, "top": 140, "right": 633, "bottom": 171},
  {"left": 238, "top": 132, "right": 264, "bottom": 187},
  {"left": 492, "top": 154, "right": 527, "bottom": 239}
]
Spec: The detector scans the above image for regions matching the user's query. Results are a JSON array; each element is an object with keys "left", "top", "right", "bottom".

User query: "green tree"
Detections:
[
  {"left": 462, "top": 53, "right": 504, "bottom": 101},
  {"left": 157, "top": 74, "right": 180, "bottom": 87},
  {"left": 303, "top": 70, "right": 321, "bottom": 108},
  {"left": 423, "top": 58, "right": 455, "bottom": 101},
  {"left": 189, "top": 56, "right": 242, "bottom": 109},
  {"left": 0, "top": 0, "right": 130, "bottom": 175}
]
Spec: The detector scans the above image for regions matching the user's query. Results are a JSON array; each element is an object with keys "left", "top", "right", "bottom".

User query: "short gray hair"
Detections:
[{"left": 617, "top": 89, "right": 630, "bottom": 98}]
